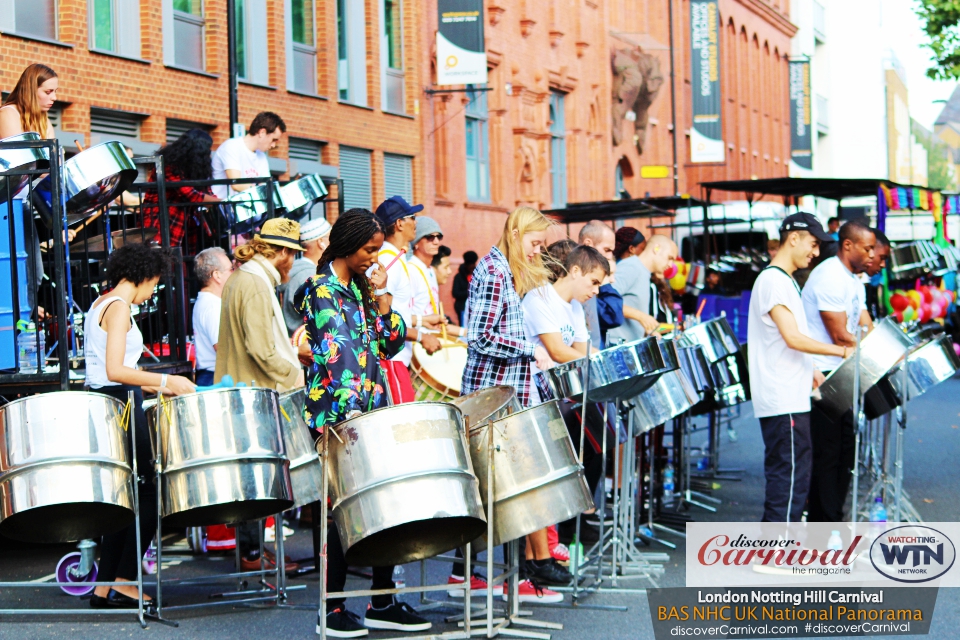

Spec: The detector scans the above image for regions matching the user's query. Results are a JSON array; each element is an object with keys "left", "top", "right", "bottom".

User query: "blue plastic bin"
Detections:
[{"left": 0, "top": 200, "right": 31, "bottom": 370}]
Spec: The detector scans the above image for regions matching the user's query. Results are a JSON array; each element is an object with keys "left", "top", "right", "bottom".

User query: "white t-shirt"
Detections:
[
  {"left": 193, "top": 291, "right": 222, "bottom": 371},
  {"left": 380, "top": 241, "right": 415, "bottom": 366},
  {"left": 747, "top": 268, "right": 814, "bottom": 418},
  {"left": 522, "top": 284, "right": 589, "bottom": 377},
  {"left": 801, "top": 256, "right": 863, "bottom": 371},
  {"left": 408, "top": 254, "right": 439, "bottom": 317},
  {"left": 211, "top": 137, "right": 271, "bottom": 199}
]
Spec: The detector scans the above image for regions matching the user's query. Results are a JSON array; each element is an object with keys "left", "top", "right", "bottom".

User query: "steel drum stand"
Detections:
[
  {"left": 677, "top": 411, "right": 720, "bottom": 512},
  {"left": 0, "top": 391, "right": 164, "bottom": 628}
]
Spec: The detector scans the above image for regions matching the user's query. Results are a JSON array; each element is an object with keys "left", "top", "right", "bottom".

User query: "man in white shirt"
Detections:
[
  {"left": 409, "top": 217, "right": 466, "bottom": 340},
  {"left": 192, "top": 247, "right": 234, "bottom": 386},
  {"left": 211, "top": 112, "right": 286, "bottom": 199},
  {"left": 748, "top": 213, "right": 846, "bottom": 523},
  {"left": 800, "top": 218, "right": 876, "bottom": 522},
  {"left": 375, "top": 197, "right": 442, "bottom": 403}
]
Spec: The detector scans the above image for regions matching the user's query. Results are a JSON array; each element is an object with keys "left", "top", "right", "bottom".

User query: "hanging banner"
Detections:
[
  {"left": 789, "top": 60, "right": 812, "bottom": 170},
  {"left": 436, "top": 0, "right": 487, "bottom": 85},
  {"left": 690, "top": 0, "right": 724, "bottom": 163}
]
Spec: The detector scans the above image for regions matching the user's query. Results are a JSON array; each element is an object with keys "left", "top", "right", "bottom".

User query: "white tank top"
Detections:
[{"left": 84, "top": 296, "right": 144, "bottom": 388}]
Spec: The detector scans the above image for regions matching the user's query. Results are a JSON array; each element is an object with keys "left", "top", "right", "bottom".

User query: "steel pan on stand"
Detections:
[
  {"left": 547, "top": 336, "right": 667, "bottom": 402},
  {"left": 63, "top": 141, "right": 138, "bottom": 222},
  {"left": 146, "top": 387, "right": 293, "bottom": 527},
  {"left": 225, "top": 183, "right": 282, "bottom": 232},
  {"left": 0, "top": 132, "right": 50, "bottom": 201},
  {"left": 324, "top": 402, "right": 485, "bottom": 566},
  {"left": 680, "top": 316, "right": 740, "bottom": 364},
  {"left": 0, "top": 391, "right": 134, "bottom": 542},
  {"left": 278, "top": 388, "right": 323, "bottom": 508},
  {"left": 451, "top": 385, "right": 521, "bottom": 427},
  {"left": 277, "top": 174, "right": 328, "bottom": 219},
  {"left": 864, "top": 333, "right": 960, "bottom": 419}
]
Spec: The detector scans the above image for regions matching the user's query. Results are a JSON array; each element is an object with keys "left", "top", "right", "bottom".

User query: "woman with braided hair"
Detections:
[{"left": 295, "top": 208, "right": 430, "bottom": 637}]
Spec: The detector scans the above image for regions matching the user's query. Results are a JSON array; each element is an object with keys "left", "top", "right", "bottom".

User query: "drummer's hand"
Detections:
[
  {"left": 297, "top": 340, "right": 313, "bottom": 366},
  {"left": 534, "top": 345, "right": 554, "bottom": 372},
  {"left": 367, "top": 263, "right": 388, "bottom": 290},
  {"left": 640, "top": 314, "right": 660, "bottom": 335},
  {"left": 421, "top": 332, "right": 442, "bottom": 355},
  {"left": 165, "top": 375, "right": 197, "bottom": 396},
  {"left": 420, "top": 314, "right": 444, "bottom": 330},
  {"left": 812, "top": 368, "right": 825, "bottom": 390},
  {"left": 65, "top": 228, "right": 76, "bottom": 242}
]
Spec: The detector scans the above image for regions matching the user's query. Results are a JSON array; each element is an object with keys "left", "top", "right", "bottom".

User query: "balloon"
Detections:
[
  {"left": 917, "top": 306, "right": 929, "bottom": 322},
  {"left": 954, "top": 342, "right": 960, "bottom": 357},
  {"left": 894, "top": 310, "right": 905, "bottom": 323},
  {"left": 663, "top": 262, "right": 679, "bottom": 280},
  {"left": 890, "top": 294, "right": 909, "bottom": 312},
  {"left": 902, "top": 306, "right": 917, "bottom": 322},
  {"left": 921, "top": 287, "right": 934, "bottom": 304},
  {"left": 906, "top": 290, "right": 922, "bottom": 309},
  {"left": 921, "top": 302, "right": 932, "bottom": 317}
]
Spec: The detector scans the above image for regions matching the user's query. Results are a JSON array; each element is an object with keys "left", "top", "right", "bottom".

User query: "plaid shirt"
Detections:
[
  {"left": 141, "top": 166, "right": 212, "bottom": 246},
  {"left": 462, "top": 246, "right": 538, "bottom": 407}
]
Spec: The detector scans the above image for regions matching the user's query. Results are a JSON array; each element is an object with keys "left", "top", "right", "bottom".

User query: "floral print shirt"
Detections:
[{"left": 298, "top": 264, "right": 406, "bottom": 433}]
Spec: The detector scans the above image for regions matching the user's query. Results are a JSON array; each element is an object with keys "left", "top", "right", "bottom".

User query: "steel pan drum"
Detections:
[
  {"left": 64, "top": 141, "right": 138, "bottom": 221},
  {"left": 226, "top": 183, "right": 282, "bottom": 231},
  {"left": 631, "top": 368, "right": 700, "bottom": 433},
  {"left": 864, "top": 333, "right": 960, "bottom": 419},
  {"left": 278, "top": 174, "right": 328, "bottom": 219},
  {"left": 0, "top": 132, "right": 50, "bottom": 201},
  {"left": 813, "top": 317, "right": 916, "bottom": 420},
  {"left": 452, "top": 385, "right": 521, "bottom": 430},
  {"left": 678, "top": 344, "right": 715, "bottom": 398},
  {"left": 0, "top": 392, "right": 134, "bottom": 543},
  {"left": 680, "top": 316, "right": 740, "bottom": 363},
  {"left": 279, "top": 388, "right": 323, "bottom": 508},
  {"left": 470, "top": 400, "right": 593, "bottom": 547},
  {"left": 888, "top": 243, "right": 927, "bottom": 282},
  {"left": 324, "top": 402, "right": 485, "bottom": 566},
  {"left": 146, "top": 388, "right": 293, "bottom": 527},
  {"left": 547, "top": 336, "right": 666, "bottom": 402}
]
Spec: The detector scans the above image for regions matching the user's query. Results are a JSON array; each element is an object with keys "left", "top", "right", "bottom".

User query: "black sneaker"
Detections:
[
  {"left": 320, "top": 607, "right": 368, "bottom": 637},
  {"left": 526, "top": 558, "right": 573, "bottom": 586},
  {"left": 364, "top": 601, "right": 432, "bottom": 632}
]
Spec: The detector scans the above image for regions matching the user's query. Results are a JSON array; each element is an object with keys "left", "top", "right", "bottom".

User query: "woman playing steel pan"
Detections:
[
  {"left": 83, "top": 244, "right": 196, "bottom": 608},
  {"left": 296, "top": 208, "right": 430, "bottom": 637}
]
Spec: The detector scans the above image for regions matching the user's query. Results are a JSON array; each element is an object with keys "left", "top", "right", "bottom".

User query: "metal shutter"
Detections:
[
  {"left": 383, "top": 153, "right": 412, "bottom": 202},
  {"left": 90, "top": 109, "right": 141, "bottom": 139},
  {"left": 339, "top": 146, "right": 371, "bottom": 210},
  {"left": 289, "top": 137, "right": 323, "bottom": 162}
]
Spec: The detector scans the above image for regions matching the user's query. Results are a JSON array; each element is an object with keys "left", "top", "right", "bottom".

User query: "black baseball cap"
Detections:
[
  {"left": 375, "top": 195, "right": 423, "bottom": 227},
  {"left": 779, "top": 212, "right": 833, "bottom": 242}
]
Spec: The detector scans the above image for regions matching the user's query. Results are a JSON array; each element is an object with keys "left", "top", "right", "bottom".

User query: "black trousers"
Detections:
[
  {"left": 807, "top": 405, "right": 856, "bottom": 522},
  {"left": 97, "top": 386, "right": 159, "bottom": 584},
  {"left": 327, "top": 522, "right": 395, "bottom": 610},
  {"left": 759, "top": 413, "right": 812, "bottom": 523}
]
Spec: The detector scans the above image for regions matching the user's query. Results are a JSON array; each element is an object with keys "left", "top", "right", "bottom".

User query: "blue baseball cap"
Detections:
[{"left": 375, "top": 195, "right": 424, "bottom": 227}]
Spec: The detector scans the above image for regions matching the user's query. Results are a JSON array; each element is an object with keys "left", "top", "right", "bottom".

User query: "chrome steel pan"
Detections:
[
  {"left": 278, "top": 174, "right": 328, "bottom": 219},
  {"left": 679, "top": 316, "right": 740, "bottom": 363},
  {"left": 226, "top": 182, "right": 282, "bottom": 228},
  {"left": 630, "top": 369, "right": 700, "bottom": 434},
  {"left": 470, "top": 400, "right": 592, "bottom": 547},
  {"left": 677, "top": 344, "right": 715, "bottom": 397},
  {"left": 279, "top": 388, "right": 323, "bottom": 508},
  {"left": 0, "top": 132, "right": 50, "bottom": 201},
  {"left": 64, "top": 141, "right": 138, "bottom": 221},
  {"left": 451, "top": 385, "right": 521, "bottom": 429},
  {"left": 864, "top": 333, "right": 960, "bottom": 419},
  {"left": 146, "top": 387, "right": 293, "bottom": 527},
  {"left": 888, "top": 243, "right": 926, "bottom": 282},
  {"left": 0, "top": 391, "right": 133, "bottom": 543},
  {"left": 813, "top": 317, "right": 916, "bottom": 420},
  {"left": 325, "top": 402, "right": 485, "bottom": 566},
  {"left": 547, "top": 336, "right": 667, "bottom": 402}
]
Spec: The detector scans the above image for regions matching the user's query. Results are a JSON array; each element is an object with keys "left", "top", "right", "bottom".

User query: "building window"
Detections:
[
  {"left": 287, "top": 0, "right": 317, "bottom": 94},
  {"left": 166, "top": 118, "right": 210, "bottom": 143},
  {"left": 232, "top": 0, "right": 267, "bottom": 84},
  {"left": 339, "top": 146, "right": 372, "bottom": 210},
  {"left": 337, "top": 0, "right": 367, "bottom": 105},
  {"left": 3, "top": 0, "right": 57, "bottom": 40},
  {"left": 615, "top": 164, "right": 624, "bottom": 199},
  {"left": 383, "top": 153, "right": 412, "bottom": 202},
  {"left": 549, "top": 91, "right": 567, "bottom": 208},
  {"left": 464, "top": 87, "right": 490, "bottom": 203},
  {"left": 171, "top": 0, "right": 205, "bottom": 70},
  {"left": 380, "top": 0, "right": 404, "bottom": 113},
  {"left": 289, "top": 137, "right": 326, "bottom": 175},
  {"left": 90, "top": 0, "right": 141, "bottom": 57}
]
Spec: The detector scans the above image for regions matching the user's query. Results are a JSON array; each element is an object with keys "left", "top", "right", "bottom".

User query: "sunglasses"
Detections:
[{"left": 423, "top": 233, "right": 443, "bottom": 242}]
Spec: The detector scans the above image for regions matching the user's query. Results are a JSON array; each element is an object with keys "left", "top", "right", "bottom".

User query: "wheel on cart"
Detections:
[
  {"left": 55, "top": 552, "right": 99, "bottom": 596},
  {"left": 187, "top": 527, "right": 207, "bottom": 554}
]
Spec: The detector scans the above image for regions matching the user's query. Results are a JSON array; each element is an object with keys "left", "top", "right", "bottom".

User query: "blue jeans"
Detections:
[{"left": 196, "top": 369, "right": 215, "bottom": 387}]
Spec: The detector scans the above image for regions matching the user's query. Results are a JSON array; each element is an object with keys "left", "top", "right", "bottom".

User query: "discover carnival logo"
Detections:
[
  {"left": 697, "top": 534, "right": 862, "bottom": 570},
  {"left": 869, "top": 525, "right": 956, "bottom": 583}
]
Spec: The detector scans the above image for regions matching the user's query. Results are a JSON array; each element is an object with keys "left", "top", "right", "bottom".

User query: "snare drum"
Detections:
[{"left": 410, "top": 339, "right": 467, "bottom": 402}]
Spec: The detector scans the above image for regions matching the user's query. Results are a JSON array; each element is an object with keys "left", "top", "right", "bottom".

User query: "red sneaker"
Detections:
[
  {"left": 447, "top": 574, "right": 502, "bottom": 598},
  {"left": 206, "top": 525, "right": 235, "bottom": 551},
  {"left": 550, "top": 542, "right": 570, "bottom": 564},
  {"left": 504, "top": 579, "right": 563, "bottom": 604}
]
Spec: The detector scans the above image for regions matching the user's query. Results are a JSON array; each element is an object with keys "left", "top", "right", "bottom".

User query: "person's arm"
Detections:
[
  {"left": 224, "top": 169, "right": 253, "bottom": 192},
  {"left": 0, "top": 108, "right": 24, "bottom": 139},
  {"left": 819, "top": 310, "right": 857, "bottom": 347},
  {"left": 240, "top": 289, "right": 300, "bottom": 388},
  {"left": 469, "top": 271, "right": 537, "bottom": 359},
  {"left": 596, "top": 284, "right": 624, "bottom": 330},
  {"left": 538, "top": 332, "right": 584, "bottom": 364},
  {"left": 859, "top": 309, "right": 874, "bottom": 332},
  {"left": 622, "top": 305, "right": 660, "bottom": 335},
  {"left": 770, "top": 305, "right": 847, "bottom": 358}
]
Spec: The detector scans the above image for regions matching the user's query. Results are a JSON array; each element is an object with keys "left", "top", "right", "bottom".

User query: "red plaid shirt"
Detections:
[{"left": 141, "top": 166, "right": 212, "bottom": 246}]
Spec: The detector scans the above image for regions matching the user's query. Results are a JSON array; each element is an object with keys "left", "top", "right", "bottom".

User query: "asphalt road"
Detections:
[{"left": 1, "top": 378, "right": 958, "bottom": 639}]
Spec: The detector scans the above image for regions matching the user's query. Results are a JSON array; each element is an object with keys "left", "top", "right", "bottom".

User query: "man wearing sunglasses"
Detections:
[{"left": 408, "top": 217, "right": 462, "bottom": 338}]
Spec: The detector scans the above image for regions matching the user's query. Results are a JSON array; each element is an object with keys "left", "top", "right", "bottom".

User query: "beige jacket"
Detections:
[{"left": 214, "top": 256, "right": 300, "bottom": 391}]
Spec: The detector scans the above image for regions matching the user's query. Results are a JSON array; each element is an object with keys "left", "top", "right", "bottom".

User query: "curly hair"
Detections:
[
  {"left": 158, "top": 129, "right": 214, "bottom": 181},
  {"left": 235, "top": 238, "right": 282, "bottom": 263},
  {"left": 314, "top": 208, "right": 385, "bottom": 326},
  {"left": 105, "top": 244, "right": 173, "bottom": 287}
]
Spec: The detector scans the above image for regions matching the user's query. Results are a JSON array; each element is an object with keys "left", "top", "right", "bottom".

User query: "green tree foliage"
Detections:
[
  {"left": 913, "top": 119, "right": 958, "bottom": 190},
  {"left": 917, "top": 0, "right": 960, "bottom": 80}
]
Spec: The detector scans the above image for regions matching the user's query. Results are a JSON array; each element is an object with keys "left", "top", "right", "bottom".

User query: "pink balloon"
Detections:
[{"left": 954, "top": 342, "right": 960, "bottom": 357}]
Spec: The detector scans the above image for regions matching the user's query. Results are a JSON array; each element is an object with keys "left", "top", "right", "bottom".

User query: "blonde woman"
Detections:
[
  {"left": 0, "top": 63, "right": 58, "bottom": 139},
  {"left": 454, "top": 207, "right": 570, "bottom": 602}
]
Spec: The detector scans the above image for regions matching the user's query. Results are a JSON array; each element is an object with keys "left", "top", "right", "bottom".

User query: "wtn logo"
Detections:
[{"left": 870, "top": 526, "right": 956, "bottom": 583}]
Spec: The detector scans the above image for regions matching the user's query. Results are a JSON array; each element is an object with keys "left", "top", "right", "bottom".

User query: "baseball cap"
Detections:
[
  {"left": 256, "top": 218, "right": 305, "bottom": 251},
  {"left": 413, "top": 216, "right": 443, "bottom": 246},
  {"left": 299, "top": 217, "right": 332, "bottom": 243},
  {"left": 375, "top": 195, "right": 424, "bottom": 228},
  {"left": 780, "top": 212, "right": 832, "bottom": 242}
]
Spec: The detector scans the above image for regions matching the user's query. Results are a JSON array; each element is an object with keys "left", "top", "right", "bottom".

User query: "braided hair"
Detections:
[{"left": 315, "top": 208, "right": 386, "bottom": 325}]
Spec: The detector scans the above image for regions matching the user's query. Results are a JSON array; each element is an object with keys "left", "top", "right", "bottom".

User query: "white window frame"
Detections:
[
  {"left": 162, "top": 0, "right": 206, "bottom": 72},
  {"left": 1, "top": 0, "right": 58, "bottom": 41},
  {"left": 285, "top": 0, "right": 318, "bottom": 94},
  {"left": 236, "top": 0, "right": 268, "bottom": 84},
  {"left": 464, "top": 87, "right": 490, "bottom": 203},
  {"left": 89, "top": 0, "right": 141, "bottom": 58},
  {"left": 337, "top": 0, "right": 367, "bottom": 105},
  {"left": 379, "top": 0, "right": 404, "bottom": 113}
]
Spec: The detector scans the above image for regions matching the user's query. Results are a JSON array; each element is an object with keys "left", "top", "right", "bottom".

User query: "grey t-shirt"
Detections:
[
  {"left": 280, "top": 258, "right": 317, "bottom": 335},
  {"left": 606, "top": 256, "right": 652, "bottom": 344}
]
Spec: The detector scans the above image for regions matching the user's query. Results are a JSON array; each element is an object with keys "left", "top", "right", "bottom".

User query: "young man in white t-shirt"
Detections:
[
  {"left": 192, "top": 247, "right": 234, "bottom": 386},
  {"left": 211, "top": 111, "right": 286, "bottom": 199},
  {"left": 800, "top": 218, "right": 876, "bottom": 523},
  {"left": 748, "top": 213, "right": 846, "bottom": 523}
]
